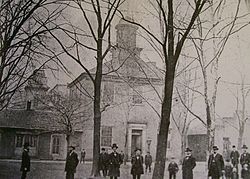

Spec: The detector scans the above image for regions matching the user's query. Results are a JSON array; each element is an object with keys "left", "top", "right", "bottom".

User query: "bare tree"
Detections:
[
  {"left": 121, "top": 0, "right": 208, "bottom": 178},
  {"left": 190, "top": 0, "right": 249, "bottom": 151},
  {"left": 229, "top": 75, "right": 250, "bottom": 149},
  {"left": 37, "top": 87, "right": 91, "bottom": 149},
  {"left": 0, "top": 0, "right": 66, "bottom": 110},
  {"left": 44, "top": 0, "right": 124, "bottom": 176}
]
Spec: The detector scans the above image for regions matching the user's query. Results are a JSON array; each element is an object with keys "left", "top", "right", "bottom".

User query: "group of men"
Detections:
[
  {"left": 181, "top": 144, "right": 250, "bottom": 179},
  {"left": 19, "top": 141, "right": 250, "bottom": 179}
]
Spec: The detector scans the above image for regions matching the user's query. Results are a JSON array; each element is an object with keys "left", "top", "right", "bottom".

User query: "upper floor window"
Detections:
[{"left": 101, "top": 126, "right": 112, "bottom": 147}]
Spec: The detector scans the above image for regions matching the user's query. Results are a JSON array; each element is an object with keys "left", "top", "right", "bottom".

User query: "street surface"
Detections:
[{"left": 0, "top": 159, "right": 207, "bottom": 179}]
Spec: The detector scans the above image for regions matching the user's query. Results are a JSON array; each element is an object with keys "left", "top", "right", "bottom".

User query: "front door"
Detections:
[{"left": 131, "top": 129, "right": 142, "bottom": 156}]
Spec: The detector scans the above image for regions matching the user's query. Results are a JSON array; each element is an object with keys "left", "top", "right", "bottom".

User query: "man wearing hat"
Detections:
[
  {"left": 20, "top": 142, "right": 30, "bottom": 179},
  {"left": 240, "top": 144, "right": 250, "bottom": 168},
  {"left": 108, "top": 143, "right": 123, "bottom": 179},
  {"left": 230, "top": 145, "right": 240, "bottom": 168},
  {"left": 65, "top": 146, "right": 79, "bottom": 179},
  {"left": 208, "top": 146, "right": 224, "bottom": 179},
  {"left": 182, "top": 147, "right": 196, "bottom": 179},
  {"left": 131, "top": 148, "right": 144, "bottom": 179},
  {"left": 99, "top": 148, "right": 109, "bottom": 177}
]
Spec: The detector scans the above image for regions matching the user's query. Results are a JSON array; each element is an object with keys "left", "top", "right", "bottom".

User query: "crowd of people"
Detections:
[{"left": 20, "top": 142, "right": 250, "bottom": 179}]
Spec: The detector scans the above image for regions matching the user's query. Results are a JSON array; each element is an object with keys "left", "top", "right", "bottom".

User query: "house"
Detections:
[
  {"left": 0, "top": 70, "right": 83, "bottom": 160},
  {"left": 67, "top": 18, "right": 182, "bottom": 160}
]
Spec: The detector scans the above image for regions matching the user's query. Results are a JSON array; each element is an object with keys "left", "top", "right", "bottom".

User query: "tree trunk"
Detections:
[
  {"left": 238, "top": 123, "right": 245, "bottom": 150},
  {"left": 91, "top": 38, "right": 103, "bottom": 176},
  {"left": 181, "top": 133, "right": 188, "bottom": 160},
  {"left": 152, "top": 65, "right": 175, "bottom": 179}
]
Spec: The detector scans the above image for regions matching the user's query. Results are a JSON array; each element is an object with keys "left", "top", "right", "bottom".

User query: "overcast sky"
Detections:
[{"left": 46, "top": 0, "right": 250, "bottom": 118}]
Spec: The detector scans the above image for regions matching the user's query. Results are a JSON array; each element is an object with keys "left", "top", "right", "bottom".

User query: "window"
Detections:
[
  {"left": 52, "top": 135, "right": 60, "bottom": 154},
  {"left": 103, "top": 83, "right": 114, "bottom": 103},
  {"left": 16, "top": 134, "right": 24, "bottom": 147},
  {"left": 15, "top": 134, "right": 37, "bottom": 147},
  {"left": 101, "top": 126, "right": 112, "bottom": 147},
  {"left": 132, "top": 89, "right": 143, "bottom": 104}
]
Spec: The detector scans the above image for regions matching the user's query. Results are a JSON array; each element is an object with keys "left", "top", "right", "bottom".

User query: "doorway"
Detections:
[{"left": 131, "top": 129, "right": 142, "bottom": 156}]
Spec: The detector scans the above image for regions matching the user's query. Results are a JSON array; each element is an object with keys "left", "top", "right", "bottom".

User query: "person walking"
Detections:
[
  {"left": 131, "top": 148, "right": 144, "bottom": 179},
  {"left": 65, "top": 146, "right": 79, "bottom": 179},
  {"left": 208, "top": 146, "right": 225, "bottom": 179},
  {"left": 145, "top": 152, "right": 152, "bottom": 173},
  {"left": 99, "top": 148, "right": 109, "bottom": 177},
  {"left": 182, "top": 147, "right": 196, "bottom": 179},
  {"left": 20, "top": 142, "right": 30, "bottom": 179},
  {"left": 230, "top": 145, "right": 239, "bottom": 168},
  {"left": 108, "top": 144, "right": 123, "bottom": 179},
  {"left": 240, "top": 145, "right": 250, "bottom": 167},
  {"left": 168, "top": 157, "right": 179, "bottom": 179},
  {"left": 80, "top": 149, "right": 86, "bottom": 164}
]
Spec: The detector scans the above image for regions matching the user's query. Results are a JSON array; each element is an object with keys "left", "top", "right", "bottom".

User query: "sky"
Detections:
[{"left": 46, "top": 0, "right": 250, "bottom": 118}]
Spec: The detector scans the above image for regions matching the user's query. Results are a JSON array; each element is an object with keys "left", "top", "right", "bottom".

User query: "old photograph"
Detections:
[{"left": 1, "top": 0, "right": 250, "bottom": 178}]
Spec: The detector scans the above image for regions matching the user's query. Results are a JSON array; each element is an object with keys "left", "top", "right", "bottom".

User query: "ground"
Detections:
[{"left": 0, "top": 159, "right": 207, "bottom": 179}]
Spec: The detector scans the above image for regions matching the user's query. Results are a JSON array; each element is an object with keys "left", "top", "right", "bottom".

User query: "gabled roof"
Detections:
[
  {"left": 0, "top": 109, "right": 64, "bottom": 131},
  {"left": 68, "top": 58, "right": 164, "bottom": 87}
]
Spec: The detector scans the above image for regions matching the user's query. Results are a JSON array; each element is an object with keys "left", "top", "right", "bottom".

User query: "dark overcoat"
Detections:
[
  {"left": 108, "top": 152, "right": 122, "bottom": 177},
  {"left": 168, "top": 162, "right": 179, "bottom": 174},
  {"left": 99, "top": 152, "right": 109, "bottom": 170},
  {"left": 65, "top": 151, "right": 79, "bottom": 173},
  {"left": 131, "top": 155, "right": 144, "bottom": 175},
  {"left": 145, "top": 154, "right": 152, "bottom": 165},
  {"left": 182, "top": 155, "right": 196, "bottom": 179},
  {"left": 208, "top": 153, "right": 224, "bottom": 177},
  {"left": 240, "top": 153, "right": 250, "bottom": 166},
  {"left": 20, "top": 149, "right": 30, "bottom": 172},
  {"left": 230, "top": 151, "right": 240, "bottom": 165}
]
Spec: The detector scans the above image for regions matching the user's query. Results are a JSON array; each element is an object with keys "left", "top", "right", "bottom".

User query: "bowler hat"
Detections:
[
  {"left": 213, "top": 146, "right": 219, "bottom": 150},
  {"left": 242, "top": 144, "right": 248, "bottom": 149},
  {"left": 134, "top": 148, "right": 141, "bottom": 152},
  {"left": 111, "top": 143, "right": 118, "bottom": 149},
  {"left": 24, "top": 142, "right": 29, "bottom": 149},
  {"left": 69, "top": 146, "right": 75, "bottom": 150},
  {"left": 185, "top": 147, "right": 192, "bottom": 152}
]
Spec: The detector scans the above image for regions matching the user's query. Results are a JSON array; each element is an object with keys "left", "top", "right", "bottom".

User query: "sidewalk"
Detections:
[{"left": 0, "top": 159, "right": 207, "bottom": 179}]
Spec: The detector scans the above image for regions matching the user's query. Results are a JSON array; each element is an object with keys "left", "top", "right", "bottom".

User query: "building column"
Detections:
[{"left": 127, "top": 127, "right": 132, "bottom": 159}]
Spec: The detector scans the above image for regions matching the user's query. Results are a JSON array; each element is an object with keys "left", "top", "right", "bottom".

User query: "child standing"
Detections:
[
  {"left": 224, "top": 159, "right": 233, "bottom": 179},
  {"left": 231, "top": 167, "right": 239, "bottom": 179},
  {"left": 145, "top": 152, "right": 152, "bottom": 173},
  {"left": 168, "top": 157, "right": 179, "bottom": 179}
]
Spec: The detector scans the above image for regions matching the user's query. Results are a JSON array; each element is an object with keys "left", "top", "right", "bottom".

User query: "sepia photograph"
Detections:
[{"left": 1, "top": 0, "right": 250, "bottom": 179}]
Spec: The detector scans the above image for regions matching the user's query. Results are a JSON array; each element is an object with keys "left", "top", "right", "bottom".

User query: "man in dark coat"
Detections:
[
  {"left": 99, "top": 148, "right": 109, "bottom": 177},
  {"left": 208, "top": 146, "right": 225, "bottom": 179},
  {"left": 230, "top": 145, "right": 240, "bottom": 168},
  {"left": 108, "top": 143, "right": 123, "bottom": 179},
  {"left": 145, "top": 151, "right": 153, "bottom": 173},
  {"left": 65, "top": 146, "right": 79, "bottom": 179},
  {"left": 20, "top": 142, "right": 30, "bottom": 179},
  {"left": 240, "top": 145, "right": 250, "bottom": 167},
  {"left": 182, "top": 147, "right": 196, "bottom": 179},
  {"left": 131, "top": 148, "right": 144, "bottom": 179}
]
